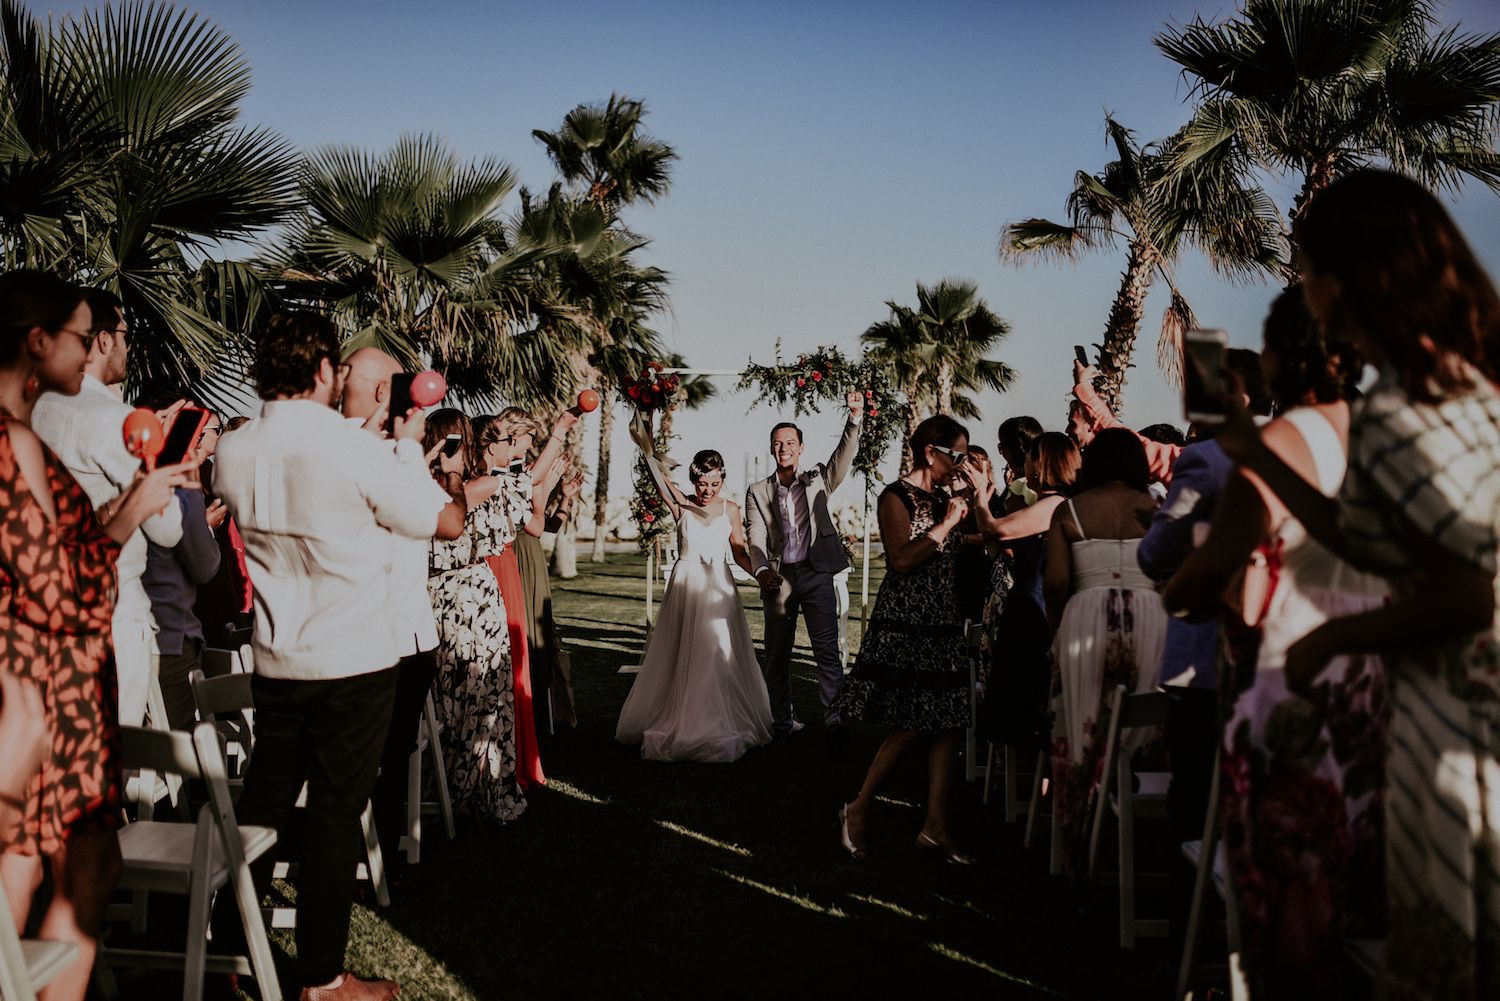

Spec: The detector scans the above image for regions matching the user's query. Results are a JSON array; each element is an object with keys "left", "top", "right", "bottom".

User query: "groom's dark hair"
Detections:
[{"left": 770, "top": 421, "right": 802, "bottom": 444}]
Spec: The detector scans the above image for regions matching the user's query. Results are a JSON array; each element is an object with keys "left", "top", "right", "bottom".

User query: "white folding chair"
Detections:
[
  {"left": 100, "top": 724, "right": 282, "bottom": 1001},
  {"left": 397, "top": 692, "right": 456, "bottom": 865},
  {"left": 1175, "top": 746, "right": 1242, "bottom": 1000},
  {"left": 963, "top": 621, "right": 989, "bottom": 785},
  {"left": 0, "top": 875, "right": 77, "bottom": 1001},
  {"left": 1088, "top": 684, "right": 1172, "bottom": 949},
  {"left": 189, "top": 671, "right": 391, "bottom": 911}
]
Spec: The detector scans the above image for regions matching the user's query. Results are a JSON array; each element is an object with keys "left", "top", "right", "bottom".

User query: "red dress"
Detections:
[
  {"left": 0, "top": 417, "right": 122, "bottom": 856},
  {"left": 484, "top": 467, "right": 544, "bottom": 789}
]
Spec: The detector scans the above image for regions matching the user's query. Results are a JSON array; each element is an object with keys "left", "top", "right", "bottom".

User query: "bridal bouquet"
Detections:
[{"left": 619, "top": 363, "right": 681, "bottom": 414}]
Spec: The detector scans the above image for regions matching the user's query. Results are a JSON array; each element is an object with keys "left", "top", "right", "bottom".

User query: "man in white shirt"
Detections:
[
  {"left": 745, "top": 392, "right": 864, "bottom": 747},
  {"left": 339, "top": 346, "right": 466, "bottom": 877},
  {"left": 31, "top": 288, "right": 183, "bottom": 727},
  {"left": 212, "top": 314, "right": 445, "bottom": 1001}
]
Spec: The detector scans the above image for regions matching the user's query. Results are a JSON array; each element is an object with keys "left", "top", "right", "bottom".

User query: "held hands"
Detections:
[
  {"left": 941, "top": 494, "right": 970, "bottom": 530},
  {"left": 756, "top": 569, "right": 784, "bottom": 592}
]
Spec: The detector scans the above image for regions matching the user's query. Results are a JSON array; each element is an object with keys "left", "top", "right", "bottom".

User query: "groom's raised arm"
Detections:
[{"left": 821, "top": 392, "right": 866, "bottom": 495}]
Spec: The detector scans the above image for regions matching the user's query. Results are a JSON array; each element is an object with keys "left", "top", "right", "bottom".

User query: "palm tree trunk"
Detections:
[
  {"left": 936, "top": 363, "right": 953, "bottom": 415},
  {"left": 591, "top": 402, "right": 615, "bottom": 562},
  {"left": 1094, "top": 240, "right": 1156, "bottom": 413}
]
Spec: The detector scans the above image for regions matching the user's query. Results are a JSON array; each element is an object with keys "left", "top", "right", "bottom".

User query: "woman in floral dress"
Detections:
[
  {"left": 0, "top": 271, "right": 191, "bottom": 1001},
  {"left": 425, "top": 410, "right": 526, "bottom": 822},
  {"left": 1167, "top": 289, "right": 1387, "bottom": 997},
  {"left": 835, "top": 416, "right": 974, "bottom": 863},
  {"left": 1222, "top": 170, "right": 1500, "bottom": 1001}
]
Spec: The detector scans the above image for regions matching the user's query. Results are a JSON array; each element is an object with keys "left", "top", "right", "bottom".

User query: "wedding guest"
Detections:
[
  {"left": 132, "top": 390, "right": 221, "bottom": 730},
  {"left": 1070, "top": 361, "right": 1182, "bottom": 484},
  {"left": 978, "top": 432, "right": 1079, "bottom": 752},
  {"left": 425, "top": 409, "right": 527, "bottom": 821},
  {"left": 1139, "top": 347, "right": 1272, "bottom": 949},
  {"left": 834, "top": 416, "right": 974, "bottom": 863},
  {"left": 1045, "top": 428, "right": 1166, "bottom": 874},
  {"left": 1165, "top": 289, "right": 1386, "bottom": 996},
  {"left": 954, "top": 443, "right": 996, "bottom": 624},
  {"left": 211, "top": 311, "right": 446, "bottom": 999},
  {"left": 537, "top": 462, "right": 584, "bottom": 727},
  {"left": 192, "top": 408, "right": 254, "bottom": 649},
  {"left": 0, "top": 271, "right": 192, "bottom": 1001},
  {"left": 997, "top": 415, "right": 1044, "bottom": 511},
  {"left": 1214, "top": 170, "right": 1500, "bottom": 1001},
  {"left": 338, "top": 348, "right": 466, "bottom": 877},
  {"left": 468, "top": 407, "right": 576, "bottom": 786},
  {"left": 31, "top": 287, "right": 184, "bottom": 727}
]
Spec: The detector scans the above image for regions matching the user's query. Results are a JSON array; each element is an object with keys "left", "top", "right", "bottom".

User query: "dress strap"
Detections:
[
  {"left": 1281, "top": 407, "right": 1346, "bottom": 497},
  {"left": 1066, "top": 497, "right": 1087, "bottom": 539}
]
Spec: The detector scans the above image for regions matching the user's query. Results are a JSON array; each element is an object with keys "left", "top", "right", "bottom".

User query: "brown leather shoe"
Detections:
[{"left": 299, "top": 971, "right": 400, "bottom": 1001}]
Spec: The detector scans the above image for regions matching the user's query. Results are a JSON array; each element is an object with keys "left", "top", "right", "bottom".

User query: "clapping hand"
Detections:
[{"left": 560, "top": 469, "right": 586, "bottom": 500}]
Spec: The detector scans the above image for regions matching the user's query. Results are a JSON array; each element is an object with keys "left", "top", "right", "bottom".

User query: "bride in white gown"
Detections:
[{"left": 615, "top": 437, "right": 773, "bottom": 762}]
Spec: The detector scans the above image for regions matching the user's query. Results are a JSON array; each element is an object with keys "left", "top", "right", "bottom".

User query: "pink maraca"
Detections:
[
  {"left": 122, "top": 408, "right": 165, "bottom": 470},
  {"left": 410, "top": 370, "right": 447, "bottom": 408},
  {"left": 577, "top": 388, "right": 600, "bottom": 412}
]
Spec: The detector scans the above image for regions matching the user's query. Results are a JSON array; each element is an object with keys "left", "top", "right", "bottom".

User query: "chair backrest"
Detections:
[
  {"left": 191, "top": 671, "right": 254, "bottom": 720},
  {"left": 228, "top": 625, "right": 253, "bottom": 649},
  {"left": 201, "top": 648, "right": 238, "bottom": 679},
  {"left": 1115, "top": 689, "right": 1170, "bottom": 730},
  {"left": 1087, "top": 685, "right": 1170, "bottom": 878},
  {"left": 0, "top": 869, "right": 37, "bottom": 1001},
  {"left": 121, "top": 725, "right": 204, "bottom": 781}
]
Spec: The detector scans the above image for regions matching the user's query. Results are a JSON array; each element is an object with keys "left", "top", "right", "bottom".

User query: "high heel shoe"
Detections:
[
  {"left": 840, "top": 803, "right": 867, "bottom": 860},
  {"left": 917, "top": 831, "right": 975, "bottom": 865}
]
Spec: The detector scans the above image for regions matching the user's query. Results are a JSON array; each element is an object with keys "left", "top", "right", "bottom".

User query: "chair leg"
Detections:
[
  {"left": 360, "top": 801, "right": 391, "bottom": 908},
  {"left": 405, "top": 744, "right": 421, "bottom": 866},
  {"left": 426, "top": 694, "right": 456, "bottom": 840},
  {"left": 182, "top": 817, "right": 214, "bottom": 1001},
  {"left": 232, "top": 861, "right": 283, "bottom": 1001},
  {"left": 1177, "top": 759, "right": 1223, "bottom": 1001},
  {"left": 1023, "top": 751, "right": 1046, "bottom": 848},
  {"left": 1119, "top": 757, "right": 1137, "bottom": 950},
  {"left": 983, "top": 742, "right": 998, "bottom": 808}
]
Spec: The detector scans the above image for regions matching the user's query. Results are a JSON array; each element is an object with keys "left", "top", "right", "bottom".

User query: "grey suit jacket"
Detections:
[{"left": 745, "top": 417, "right": 860, "bottom": 575}]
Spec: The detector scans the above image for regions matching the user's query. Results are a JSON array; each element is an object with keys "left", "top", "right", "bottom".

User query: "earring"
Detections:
[{"left": 22, "top": 374, "right": 39, "bottom": 401}]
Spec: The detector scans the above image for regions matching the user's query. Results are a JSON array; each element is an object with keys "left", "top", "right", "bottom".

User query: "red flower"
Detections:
[
  {"left": 812, "top": 371, "right": 823, "bottom": 382},
  {"left": 628, "top": 385, "right": 641, "bottom": 399},
  {"left": 870, "top": 406, "right": 879, "bottom": 416},
  {"left": 640, "top": 369, "right": 652, "bottom": 380},
  {"left": 865, "top": 389, "right": 874, "bottom": 399},
  {"left": 797, "top": 357, "right": 804, "bottom": 366},
  {"left": 643, "top": 514, "right": 655, "bottom": 523},
  {"left": 797, "top": 378, "right": 806, "bottom": 387}
]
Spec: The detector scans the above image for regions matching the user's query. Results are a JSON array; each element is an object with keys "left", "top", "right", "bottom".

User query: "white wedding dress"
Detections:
[{"left": 616, "top": 499, "right": 773, "bottom": 762}]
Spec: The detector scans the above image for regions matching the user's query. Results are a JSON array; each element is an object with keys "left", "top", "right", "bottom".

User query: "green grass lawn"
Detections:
[{"left": 117, "top": 553, "right": 1174, "bottom": 1000}]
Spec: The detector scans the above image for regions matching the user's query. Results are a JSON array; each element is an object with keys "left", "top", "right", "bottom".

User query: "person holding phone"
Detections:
[
  {"left": 1069, "top": 354, "right": 1182, "bottom": 485},
  {"left": 31, "top": 287, "right": 186, "bottom": 728},
  {"left": 0, "top": 272, "right": 194, "bottom": 1001}
]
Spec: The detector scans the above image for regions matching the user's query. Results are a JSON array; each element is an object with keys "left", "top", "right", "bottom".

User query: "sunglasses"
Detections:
[{"left": 931, "top": 444, "right": 970, "bottom": 465}]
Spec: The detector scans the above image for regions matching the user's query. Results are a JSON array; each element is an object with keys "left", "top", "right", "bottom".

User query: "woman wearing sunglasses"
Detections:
[{"left": 834, "top": 415, "right": 976, "bottom": 863}]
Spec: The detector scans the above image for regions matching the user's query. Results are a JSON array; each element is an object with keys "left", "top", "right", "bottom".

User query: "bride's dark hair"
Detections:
[{"left": 689, "top": 450, "right": 725, "bottom": 483}]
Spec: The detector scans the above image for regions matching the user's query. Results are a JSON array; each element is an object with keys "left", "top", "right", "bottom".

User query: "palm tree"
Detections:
[
  {"left": 1000, "top": 116, "right": 1283, "bottom": 409},
  {"left": 532, "top": 94, "right": 677, "bottom": 209},
  {"left": 863, "top": 279, "right": 1016, "bottom": 470},
  {"left": 264, "top": 134, "right": 571, "bottom": 409},
  {"left": 0, "top": 0, "right": 298, "bottom": 405},
  {"left": 1156, "top": 0, "right": 1500, "bottom": 234}
]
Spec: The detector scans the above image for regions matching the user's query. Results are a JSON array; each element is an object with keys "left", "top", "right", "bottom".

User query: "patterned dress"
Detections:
[
  {"left": 485, "top": 469, "right": 544, "bottom": 788},
  {"left": 428, "top": 493, "right": 523, "bottom": 823},
  {"left": 1335, "top": 366, "right": 1500, "bottom": 1001},
  {"left": 0, "top": 417, "right": 122, "bottom": 856},
  {"left": 832, "top": 480, "right": 969, "bottom": 731}
]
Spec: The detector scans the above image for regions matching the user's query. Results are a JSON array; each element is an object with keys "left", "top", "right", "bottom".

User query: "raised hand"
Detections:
[
  {"left": 846, "top": 390, "right": 866, "bottom": 417},
  {"left": 1073, "top": 359, "right": 1098, "bottom": 387}
]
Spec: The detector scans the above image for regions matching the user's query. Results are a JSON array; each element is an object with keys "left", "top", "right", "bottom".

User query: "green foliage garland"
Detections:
[
  {"left": 736, "top": 343, "right": 908, "bottom": 478},
  {"left": 631, "top": 421, "right": 674, "bottom": 553}
]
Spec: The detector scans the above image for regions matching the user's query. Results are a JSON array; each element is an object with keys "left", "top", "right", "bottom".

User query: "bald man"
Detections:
[{"left": 341, "top": 347, "right": 466, "bottom": 878}]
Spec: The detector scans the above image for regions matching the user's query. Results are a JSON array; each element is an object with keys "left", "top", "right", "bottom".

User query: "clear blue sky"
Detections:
[{"left": 47, "top": 0, "right": 1500, "bottom": 491}]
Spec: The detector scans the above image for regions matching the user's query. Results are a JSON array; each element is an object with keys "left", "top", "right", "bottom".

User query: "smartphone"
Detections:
[
  {"left": 1183, "top": 328, "right": 1230, "bottom": 424},
  {"left": 1074, "top": 344, "right": 1090, "bottom": 366},
  {"left": 441, "top": 433, "right": 462, "bottom": 457},
  {"left": 157, "top": 407, "right": 210, "bottom": 466},
  {"left": 386, "top": 373, "right": 415, "bottom": 435}
]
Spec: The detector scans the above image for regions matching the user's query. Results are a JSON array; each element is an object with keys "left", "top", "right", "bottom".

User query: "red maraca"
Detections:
[
  {"left": 122, "top": 408, "right": 165, "bottom": 470},
  {"left": 577, "top": 388, "right": 600, "bottom": 412},
  {"left": 410, "top": 370, "right": 447, "bottom": 408}
]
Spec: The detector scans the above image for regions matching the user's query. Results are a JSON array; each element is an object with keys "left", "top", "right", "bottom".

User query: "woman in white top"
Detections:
[
  {"left": 1165, "top": 288, "right": 1386, "bottom": 998},
  {"left": 616, "top": 429, "right": 772, "bottom": 763},
  {"left": 1044, "top": 428, "right": 1167, "bottom": 874}
]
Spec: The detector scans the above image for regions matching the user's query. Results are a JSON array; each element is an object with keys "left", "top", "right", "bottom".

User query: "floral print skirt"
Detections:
[{"left": 428, "top": 563, "right": 525, "bottom": 824}]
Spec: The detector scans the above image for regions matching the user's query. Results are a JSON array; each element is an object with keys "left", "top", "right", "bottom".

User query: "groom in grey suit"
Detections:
[{"left": 746, "top": 391, "right": 864, "bottom": 743}]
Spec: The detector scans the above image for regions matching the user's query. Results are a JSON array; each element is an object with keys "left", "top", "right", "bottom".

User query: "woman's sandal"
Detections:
[
  {"left": 840, "top": 803, "right": 867, "bottom": 860},
  {"left": 917, "top": 831, "right": 976, "bottom": 865}
]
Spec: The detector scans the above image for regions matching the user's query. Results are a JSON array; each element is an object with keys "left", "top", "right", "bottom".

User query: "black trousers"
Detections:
[
  {"left": 156, "top": 636, "right": 203, "bottom": 731},
  {"left": 211, "top": 666, "right": 397, "bottom": 987},
  {"left": 370, "top": 649, "right": 439, "bottom": 867}
]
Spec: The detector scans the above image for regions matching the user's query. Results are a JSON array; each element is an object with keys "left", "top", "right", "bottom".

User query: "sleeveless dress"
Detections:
[
  {"left": 429, "top": 494, "right": 524, "bottom": 822},
  {"left": 1051, "top": 499, "right": 1167, "bottom": 873},
  {"left": 982, "top": 493, "right": 1058, "bottom": 750},
  {"left": 1219, "top": 407, "right": 1390, "bottom": 997},
  {"left": 0, "top": 418, "right": 122, "bottom": 856},
  {"left": 615, "top": 499, "right": 772, "bottom": 762},
  {"left": 832, "top": 481, "right": 971, "bottom": 731}
]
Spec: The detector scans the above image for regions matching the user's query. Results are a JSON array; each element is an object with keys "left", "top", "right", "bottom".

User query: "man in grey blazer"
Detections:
[{"left": 746, "top": 391, "right": 864, "bottom": 744}]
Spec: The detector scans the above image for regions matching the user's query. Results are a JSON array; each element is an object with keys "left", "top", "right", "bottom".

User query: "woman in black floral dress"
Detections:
[{"left": 834, "top": 416, "right": 975, "bottom": 863}]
